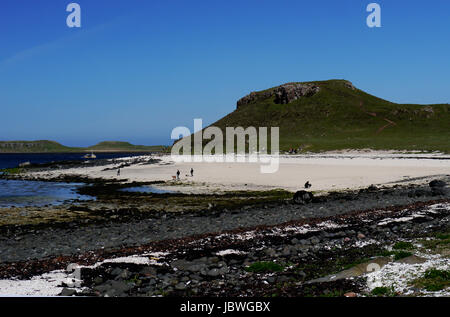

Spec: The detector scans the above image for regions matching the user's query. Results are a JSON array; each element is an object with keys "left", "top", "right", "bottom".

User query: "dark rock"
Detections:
[
  {"left": 296, "top": 271, "right": 307, "bottom": 280},
  {"left": 140, "top": 266, "right": 157, "bottom": 276},
  {"left": 429, "top": 180, "right": 446, "bottom": 188},
  {"left": 174, "top": 282, "right": 187, "bottom": 290},
  {"left": 93, "top": 284, "right": 111, "bottom": 294},
  {"left": 276, "top": 275, "right": 291, "bottom": 284},
  {"left": 299, "top": 239, "right": 311, "bottom": 245},
  {"left": 206, "top": 268, "right": 221, "bottom": 277},
  {"left": 93, "top": 276, "right": 104, "bottom": 285},
  {"left": 110, "top": 267, "right": 123, "bottom": 277},
  {"left": 281, "top": 246, "right": 292, "bottom": 256},
  {"left": 110, "top": 280, "right": 133, "bottom": 294},
  {"left": 410, "top": 189, "right": 429, "bottom": 197},
  {"left": 412, "top": 216, "right": 432, "bottom": 224},
  {"left": 293, "top": 191, "right": 314, "bottom": 204},
  {"left": 171, "top": 259, "right": 190, "bottom": 271},
  {"left": 431, "top": 187, "right": 448, "bottom": 196},
  {"left": 114, "top": 268, "right": 131, "bottom": 280},
  {"left": 264, "top": 248, "right": 277, "bottom": 257},
  {"left": 60, "top": 288, "right": 77, "bottom": 296}
]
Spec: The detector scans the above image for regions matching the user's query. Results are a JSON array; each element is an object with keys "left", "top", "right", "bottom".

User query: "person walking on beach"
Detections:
[
  {"left": 190, "top": 168, "right": 194, "bottom": 177},
  {"left": 176, "top": 169, "right": 180, "bottom": 180},
  {"left": 117, "top": 168, "right": 121, "bottom": 177}
]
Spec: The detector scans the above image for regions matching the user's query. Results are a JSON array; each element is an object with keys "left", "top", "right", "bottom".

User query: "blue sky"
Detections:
[{"left": 0, "top": 0, "right": 449, "bottom": 146}]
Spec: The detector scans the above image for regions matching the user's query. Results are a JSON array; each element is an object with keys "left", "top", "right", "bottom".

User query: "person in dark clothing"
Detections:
[
  {"left": 304, "top": 181, "right": 311, "bottom": 189},
  {"left": 190, "top": 168, "right": 194, "bottom": 177},
  {"left": 117, "top": 168, "right": 121, "bottom": 176},
  {"left": 176, "top": 169, "right": 180, "bottom": 180}
]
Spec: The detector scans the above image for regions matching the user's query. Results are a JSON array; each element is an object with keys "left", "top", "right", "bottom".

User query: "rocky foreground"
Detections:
[{"left": 0, "top": 174, "right": 449, "bottom": 297}]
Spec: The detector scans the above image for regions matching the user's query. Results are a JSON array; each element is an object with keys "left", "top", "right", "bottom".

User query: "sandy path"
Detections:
[{"left": 30, "top": 152, "right": 450, "bottom": 193}]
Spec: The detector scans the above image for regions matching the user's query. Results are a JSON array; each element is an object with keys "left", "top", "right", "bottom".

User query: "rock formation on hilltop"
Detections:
[{"left": 236, "top": 82, "right": 322, "bottom": 108}]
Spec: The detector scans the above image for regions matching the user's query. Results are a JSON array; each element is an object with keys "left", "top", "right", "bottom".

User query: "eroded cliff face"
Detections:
[{"left": 236, "top": 82, "right": 321, "bottom": 109}]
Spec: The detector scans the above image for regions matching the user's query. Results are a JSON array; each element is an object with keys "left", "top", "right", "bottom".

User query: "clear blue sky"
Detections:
[{"left": 0, "top": 0, "right": 449, "bottom": 146}]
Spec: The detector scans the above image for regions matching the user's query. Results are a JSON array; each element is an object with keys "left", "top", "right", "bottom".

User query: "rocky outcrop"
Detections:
[
  {"left": 344, "top": 81, "right": 356, "bottom": 90},
  {"left": 273, "top": 83, "right": 320, "bottom": 104},
  {"left": 236, "top": 83, "right": 320, "bottom": 109},
  {"left": 236, "top": 90, "right": 273, "bottom": 108},
  {"left": 293, "top": 190, "right": 314, "bottom": 204}
]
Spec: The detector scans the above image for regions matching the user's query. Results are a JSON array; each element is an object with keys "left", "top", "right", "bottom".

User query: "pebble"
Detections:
[{"left": 3, "top": 181, "right": 448, "bottom": 263}]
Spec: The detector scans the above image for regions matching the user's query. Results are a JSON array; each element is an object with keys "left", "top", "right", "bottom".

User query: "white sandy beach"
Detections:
[{"left": 30, "top": 151, "right": 450, "bottom": 193}]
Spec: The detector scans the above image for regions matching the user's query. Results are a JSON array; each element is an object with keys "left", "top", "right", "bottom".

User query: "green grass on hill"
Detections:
[
  {"left": 87, "top": 141, "right": 167, "bottom": 152},
  {"left": 0, "top": 140, "right": 77, "bottom": 153},
  {"left": 200, "top": 79, "right": 450, "bottom": 153}
]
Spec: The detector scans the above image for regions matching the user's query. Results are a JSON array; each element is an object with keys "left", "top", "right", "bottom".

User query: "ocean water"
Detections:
[
  {"left": 0, "top": 152, "right": 150, "bottom": 170},
  {"left": 119, "top": 186, "right": 171, "bottom": 194},
  {"left": 0, "top": 179, "right": 93, "bottom": 208},
  {"left": 0, "top": 153, "right": 159, "bottom": 207}
]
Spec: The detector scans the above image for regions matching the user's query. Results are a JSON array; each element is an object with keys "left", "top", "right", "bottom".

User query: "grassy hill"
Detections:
[
  {"left": 87, "top": 141, "right": 166, "bottom": 152},
  {"left": 0, "top": 140, "right": 77, "bottom": 153},
  {"left": 203, "top": 80, "right": 450, "bottom": 153},
  {"left": 0, "top": 140, "right": 166, "bottom": 153}
]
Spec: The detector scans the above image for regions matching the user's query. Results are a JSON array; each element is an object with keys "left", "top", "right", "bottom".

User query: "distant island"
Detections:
[{"left": 0, "top": 140, "right": 168, "bottom": 153}]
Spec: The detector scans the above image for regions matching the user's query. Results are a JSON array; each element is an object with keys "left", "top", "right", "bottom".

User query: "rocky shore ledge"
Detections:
[{"left": 0, "top": 170, "right": 449, "bottom": 296}]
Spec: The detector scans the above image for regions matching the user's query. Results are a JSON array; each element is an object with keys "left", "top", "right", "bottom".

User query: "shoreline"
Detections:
[
  {"left": 0, "top": 151, "right": 449, "bottom": 297},
  {"left": 4, "top": 151, "right": 448, "bottom": 194}
]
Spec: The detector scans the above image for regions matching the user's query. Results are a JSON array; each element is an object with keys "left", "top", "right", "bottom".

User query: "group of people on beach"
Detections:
[
  {"left": 115, "top": 167, "right": 193, "bottom": 180},
  {"left": 288, "top": 146, "right": 303, "bottom": 154},
  {"left": 176, "top": 168, "right": 194, "bottom": 180}
]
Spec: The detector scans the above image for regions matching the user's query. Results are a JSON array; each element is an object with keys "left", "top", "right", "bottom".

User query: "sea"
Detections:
[
  {"left": 0, "top": 152, "right": 148, "bottom": 208},
  {"left": 0, "top": 152, "right": 149, "bottom": 170}
]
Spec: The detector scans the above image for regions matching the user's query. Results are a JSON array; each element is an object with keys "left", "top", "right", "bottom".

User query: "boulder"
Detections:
[
  {"left": 60, "top": 288, "right": 77, "bottom": 296},
  {"left": 429, "top": 180, "right": 446, "bottom": 188},
  {"left": 293, "top": 190, "right": 314, "bottom": 204},
  {"left": 429, "top": 180, "right": 448, "bottom": 196},
  {"left": 344, "top": 81, "right": 356, "bottom": 90}
]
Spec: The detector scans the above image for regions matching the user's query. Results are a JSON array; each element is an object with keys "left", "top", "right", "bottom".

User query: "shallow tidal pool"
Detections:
[{"left": 0, "top": 179, "right": 93, "bottom": 208}]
